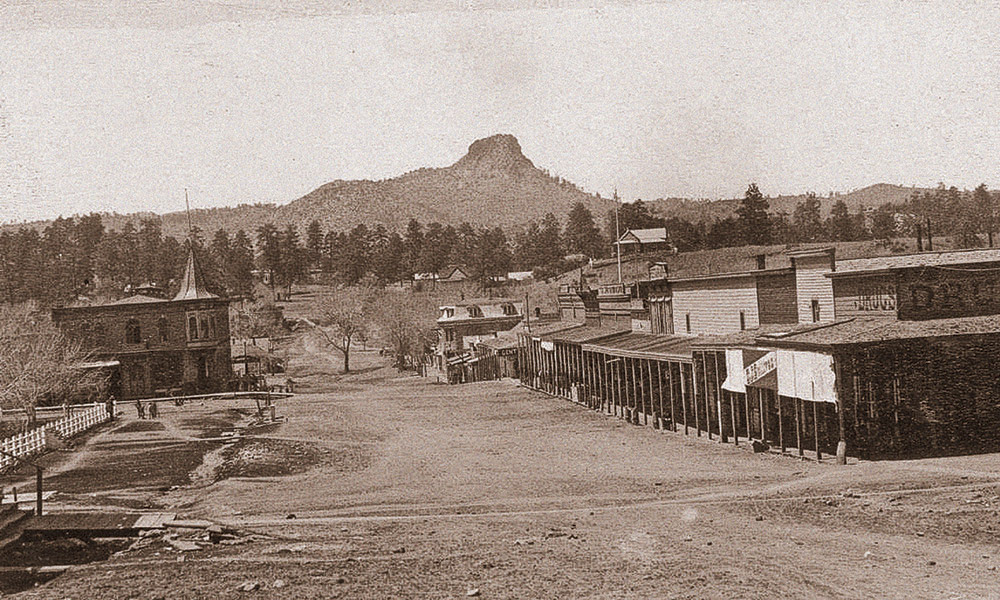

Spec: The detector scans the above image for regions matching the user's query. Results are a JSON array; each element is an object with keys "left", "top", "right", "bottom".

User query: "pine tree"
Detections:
[
  {"left": 538, "top": 212, "right": 564, "bottom": 267},
  {"left": 792, "top": 193, "right": 823, "bottom": 242},
  {"left": 229, "top": 230, "right": 256, "bottom": 298},
  {"left": 256, "top": 223, "right": 281, "bottom": 295},
  {"left": 277, "top": 224, "right": 307, "bottom": 297},
  {"left": 564, "top": 202, "right": 604, "bottom": 258},
  {"left": 305, "top": 219, "right": 325, "bottom": 269},
  {"left": 973, "top": 184, "right": 996, "bottom": 247},
  {"left": 736, "top": 183, "right": 772, "bottom": 245},
  {"left": 404, "top": 218, "right": 424, "bottom": 278}
]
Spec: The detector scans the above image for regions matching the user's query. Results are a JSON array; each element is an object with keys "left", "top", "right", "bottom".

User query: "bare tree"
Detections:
[
  {"left": 370, "top": 289, "right": 435, "bottom": 371},
  {"left": 0, "top": 302, "right": 106, "bottom": 430},
  {"left": 312, "top": 286, "right": 372, "bottom": 373}
]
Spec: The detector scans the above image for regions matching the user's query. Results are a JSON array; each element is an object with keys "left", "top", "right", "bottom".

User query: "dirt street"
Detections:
[{"left": 10, "top": 367, "right": 1000, "bottom": 599}]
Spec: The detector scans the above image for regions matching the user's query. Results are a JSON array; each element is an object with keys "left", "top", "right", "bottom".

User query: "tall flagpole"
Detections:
[
  {"left": 614, "top": 188, "right": 622, "bottom": 284},
  {"left": 184, "top": 188, "right": 193, "bottom": 239}
]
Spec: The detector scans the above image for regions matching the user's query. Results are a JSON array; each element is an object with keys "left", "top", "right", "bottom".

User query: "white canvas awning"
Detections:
[
  {"left": 721, "top": 349, "right": 746, "bottom": 393},
  {"left": 777, "top": 350, "right": 837, "bottom": 404}
]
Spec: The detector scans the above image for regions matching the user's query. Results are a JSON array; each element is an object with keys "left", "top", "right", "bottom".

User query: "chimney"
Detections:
[{"left": 756, "top": 254, "right": 767, "bottom": 270}]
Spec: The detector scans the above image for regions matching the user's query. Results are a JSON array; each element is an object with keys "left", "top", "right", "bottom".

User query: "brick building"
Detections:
[{"left": 52, "top": 249, "right": 232, "bottom": 399}]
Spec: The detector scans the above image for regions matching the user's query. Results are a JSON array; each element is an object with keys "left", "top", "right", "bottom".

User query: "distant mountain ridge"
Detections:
[
  {"left": 648, "top": 183, "right": 932, "bottom": 223},
  {"left": 4, "top": 133, "right": 935, "bottom": 238}
]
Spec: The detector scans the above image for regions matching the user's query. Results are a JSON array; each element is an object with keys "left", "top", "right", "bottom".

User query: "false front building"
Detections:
[{"left": 52, "top": 249, "right": 232, "bottom": 399}]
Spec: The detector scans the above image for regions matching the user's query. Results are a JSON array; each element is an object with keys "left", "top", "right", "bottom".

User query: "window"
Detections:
[
  {"left": 501, "top": 303, "right": 517, "bottom": 316},
  {"left": 125, "top": 319, "right": 141, "bottom": 344},
  {"left": 811, "top": 299, "right": 821, "bottom": 323},
  {"left": 466, "top": 305, "right": 483, "bottom": 318},
  {"left": 199, "top": 316, "right": 209, "bottom": 339},
  {"left": 685, "top": 313, "right": 691, "bottom": 333},
  {"left": 158, "top": 316, "right": 169, "bottom": 342},
  {"left": 189, "top": 315, "right": 199, "bottom": 340},
  {"left": 739, "top": 311, "right": 746, "bottom": 331}
]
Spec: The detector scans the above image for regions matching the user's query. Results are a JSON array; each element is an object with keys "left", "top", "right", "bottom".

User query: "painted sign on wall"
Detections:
[
  {"left": 833, "top": 276, "right": 897, "bottom": 318},
  {"left": 745, "top": 351, "right": 776, "bottom": 384},
  {"left": 898, "top": 266, "right": 1000, "bottom": 320}
]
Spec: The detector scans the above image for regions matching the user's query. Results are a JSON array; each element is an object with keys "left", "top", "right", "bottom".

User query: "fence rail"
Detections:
[
  {"left": 0, "top": 428, "right": 47, "bottom": 471},
  {"left": 46, "top": 404, "right": 109, "bottom": 439},
  {"left": 0, "top": 404, "right": 112, "bottom": 472}
]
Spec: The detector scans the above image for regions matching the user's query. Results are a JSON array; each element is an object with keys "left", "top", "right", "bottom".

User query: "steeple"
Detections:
[{"left": 173, "top": 245, "right": 218, "bottom": 301}]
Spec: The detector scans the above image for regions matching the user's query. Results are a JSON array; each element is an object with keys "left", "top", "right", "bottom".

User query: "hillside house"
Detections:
[{"left": 614, "top": 227, "right": 673, "bottom": 255}]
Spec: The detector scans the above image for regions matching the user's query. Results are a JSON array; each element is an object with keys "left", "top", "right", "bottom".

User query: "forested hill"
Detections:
[
  {"left": 648, "top": 183, "right": 932, "bottom": 223},
  {"left": 272, "top": 133, "right": 613, "bottom": 234},
  {"left": 7, "top": 134, "right": 611, "bottom": 238}
]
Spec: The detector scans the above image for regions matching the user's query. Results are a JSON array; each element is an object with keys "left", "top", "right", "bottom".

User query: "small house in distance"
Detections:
[
  {"left": 412, "top": 265, "right": 473, "bottom": 292},
  {"left": 52, "top": 248, "right": 232, "bottom": 399},
  {"left": 434, "top": 298, "right": 523, "bottom": 371},
  {"left": 614, "top": 227, "right": 673, "bottom": 255}
]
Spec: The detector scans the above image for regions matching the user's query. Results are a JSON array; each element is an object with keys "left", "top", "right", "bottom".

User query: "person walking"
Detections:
[
  {"left": 135, "top": 399, "right": 145, "bottom": 419},
  {"left": 148, "top": 400, "right": 158, "bottom": 419}
]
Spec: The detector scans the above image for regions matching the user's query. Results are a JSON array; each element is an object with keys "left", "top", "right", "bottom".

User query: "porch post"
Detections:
[
  {"left": 667, "top": 362, "right": 677, "bottom": 432},
  {"left": 795, "top": 396, "right": 803, "bottom": 457},
  {"left": 702, "top": 353, "right": 712, "bottom": 440},
  {"left": 713, "top": 351, "right": 727, "bottom": 443},
  {"left": 813, "top": 401, "right": 823, "bottom": 461},
  {"left": 655, "top": 360, "right": 665, "bottom": 429},
  {"left": 680, "top": 362, "right": 689, "bottom": 435},
  {"left": 778, "top": 392, "right": 785, "bottom": 453},
  {"left": 835, "top": 357, "right": 847, "bottom": 465}
]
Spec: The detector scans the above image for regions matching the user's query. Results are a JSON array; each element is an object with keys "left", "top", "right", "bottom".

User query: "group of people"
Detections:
[{"left": 134, "top": 398, "right": 159, "bottom": 419}]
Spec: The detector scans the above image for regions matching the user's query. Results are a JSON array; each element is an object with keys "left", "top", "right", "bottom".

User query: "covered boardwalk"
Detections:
[
  {"left": 693, "top": 315, "right": 1000, "bottom": 460},
  {"left": 581, "top": 333, "right": 695, "bottom": 431},
  {"left": 518, "top": 325, "right": 625, "bottom": 400},
  {"left": 692, "top": 324, "right": 836, "bottom": 459}
]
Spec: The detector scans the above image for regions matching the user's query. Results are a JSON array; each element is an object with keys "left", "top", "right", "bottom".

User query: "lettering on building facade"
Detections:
[
  {"left": 898, "top": 267, "right": 1000, "bottom": 320},
  {"left": 852, "top": 281, "right": 897, "bottom": 312}
]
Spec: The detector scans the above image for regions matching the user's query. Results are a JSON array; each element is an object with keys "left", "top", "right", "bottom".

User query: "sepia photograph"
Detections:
[{"left": 2, "top": 1, "right": 1000, "bottom": 597}]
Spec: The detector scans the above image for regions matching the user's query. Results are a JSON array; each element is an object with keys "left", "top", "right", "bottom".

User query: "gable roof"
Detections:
[
  {"left": 438, "top": 265, "right": 469, "bottom": 281},
  {"left": 616, "top": 228, "right": 668, "bottom": 245}
]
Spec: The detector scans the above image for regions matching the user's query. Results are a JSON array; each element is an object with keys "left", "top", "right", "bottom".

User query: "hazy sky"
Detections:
[{"left": 2, "top": 0, "right": 1000, "bottom": 223}]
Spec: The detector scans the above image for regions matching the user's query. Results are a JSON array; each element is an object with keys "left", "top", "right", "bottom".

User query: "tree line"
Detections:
[
  {"left": 4, "top": 183, "right": 999, "bottom": 306},
  {"left": 614, "top": 183, "right": 1000, "bottom": 252}
]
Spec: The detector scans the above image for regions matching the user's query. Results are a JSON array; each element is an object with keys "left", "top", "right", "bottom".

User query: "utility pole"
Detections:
[
  {"left": 524, "top": 291, "right": 531, "bottom": 334},
  {"left": 614, "top": 189, "right": 622, "bottom": 284}
]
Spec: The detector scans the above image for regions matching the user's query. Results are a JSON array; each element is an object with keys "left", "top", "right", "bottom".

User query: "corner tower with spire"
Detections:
[
  {"left": 50, "top": 196, "right": 233, "bottom": 400},
  {"left": 174, "top": 245, "right": 219, "bottom": 301}
]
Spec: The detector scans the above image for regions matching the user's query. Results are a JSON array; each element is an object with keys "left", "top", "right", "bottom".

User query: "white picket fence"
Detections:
[
  {"left": 0, "top": 428, "right": 47, "bottom": 471},
  {"left": 0, "top": 404, "right": 112, "bottom": 471},
  {"left": 46, "top": 404, "right": 111, "bottom": 439}
]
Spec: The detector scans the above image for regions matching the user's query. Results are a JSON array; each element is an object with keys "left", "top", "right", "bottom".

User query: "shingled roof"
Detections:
[{"left": 831, "top": 248, "right": 1000, "bottom": 276}]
